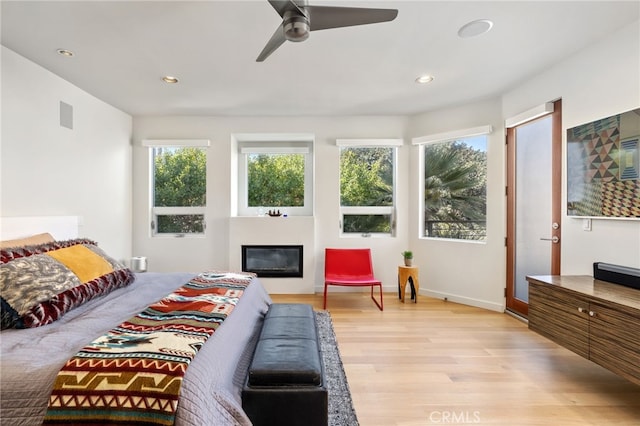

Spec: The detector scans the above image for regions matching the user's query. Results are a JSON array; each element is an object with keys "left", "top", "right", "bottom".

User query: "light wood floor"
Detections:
[{"left": 270, "top": 292, "right": 640, "bottom": 426}]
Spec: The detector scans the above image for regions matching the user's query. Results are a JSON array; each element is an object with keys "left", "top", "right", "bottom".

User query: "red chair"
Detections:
[{"left": 324, "top": 248, "right": 383, "bottom": 311}]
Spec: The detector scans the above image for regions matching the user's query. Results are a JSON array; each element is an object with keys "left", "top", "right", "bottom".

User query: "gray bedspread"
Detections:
[{"left": 0, "top": 272, "right": 272, "bottom": 426}]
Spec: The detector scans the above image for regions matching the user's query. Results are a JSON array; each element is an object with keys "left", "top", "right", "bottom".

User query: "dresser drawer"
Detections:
[{"left": 529, "top": 281, "right": 590, "bottom": 358}]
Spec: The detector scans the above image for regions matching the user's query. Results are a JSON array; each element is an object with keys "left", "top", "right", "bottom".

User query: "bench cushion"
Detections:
[
  {"left": 249, "top": 337, "right": 321, "bottom": 386},
  {"left": 265, "top": 303, "right": 315, "bottom": 319},
  {"left": 248, "top": 304, "right": 321, "bottom": 386},
  {"left": 260, "top": 315, "right": 316, "bottom": 340}
]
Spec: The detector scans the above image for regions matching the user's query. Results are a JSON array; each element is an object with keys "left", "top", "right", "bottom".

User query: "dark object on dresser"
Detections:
[
  {"left": 242, "top": 303, "right": 328, "bottom": 426},
  {"left": 593, "top": 262, "right": 640, "bottom": 290}
]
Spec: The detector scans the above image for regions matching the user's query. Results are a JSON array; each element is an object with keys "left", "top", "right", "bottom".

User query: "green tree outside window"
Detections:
[
  {"left": 247, "top": 153, "right": 305, "bottom": 207},
  {"left": 153, "top": 147, "right": 206, "bottom": 234},
  {"left": 340, "top": 147, "right": 394, "bottom": 233},
  {"left": 424, "top": 139, "right": 487, "bottom": 240}
]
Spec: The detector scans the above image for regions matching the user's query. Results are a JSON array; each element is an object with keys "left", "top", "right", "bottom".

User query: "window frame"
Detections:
[
  {"left": 143, "top": 139, "right": 209, "bottom": 238},
  {"left": 237, "top": 136, "right": 314, "bottom": 217},
  {"left": 337, "top": 139, "right": 402, "bottom": 238},
  {"left": 413, "top": 126, "right": 492, "bottom": 242}
]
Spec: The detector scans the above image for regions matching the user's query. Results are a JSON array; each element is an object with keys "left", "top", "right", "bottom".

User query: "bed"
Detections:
[{"left": 0, "top": 218, "right": 272, "bottom": 425}]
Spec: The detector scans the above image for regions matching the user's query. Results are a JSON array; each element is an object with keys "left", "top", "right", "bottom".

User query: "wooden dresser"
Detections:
[{"left": 527, "top": 275, "right": 640, "bottom": 386}]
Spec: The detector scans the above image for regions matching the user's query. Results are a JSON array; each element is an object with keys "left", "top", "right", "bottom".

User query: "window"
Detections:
[
  {"left": 338, "top": 139, "right": 401, "bottom": 236},
  {"left": 144, "top": 139, "right": 209, "bottom": 236},
  {"left": 237, "top": 136, "right": 313, "bottom": 216},
  {"left": 421, "top": 134, "right": 488, "bottom": 241}
]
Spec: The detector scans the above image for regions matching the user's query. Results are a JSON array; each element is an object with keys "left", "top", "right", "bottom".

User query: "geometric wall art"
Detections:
[
  {"left": 620, "top": 137, "right": 639, "bottom": 180},
  {"left": 567, "top": 107, "right": 640, "bottom": 218}
]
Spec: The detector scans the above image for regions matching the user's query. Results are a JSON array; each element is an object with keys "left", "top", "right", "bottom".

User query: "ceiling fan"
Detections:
[{"left": 256, "top": 0, "right": 398, "bottom": 62}]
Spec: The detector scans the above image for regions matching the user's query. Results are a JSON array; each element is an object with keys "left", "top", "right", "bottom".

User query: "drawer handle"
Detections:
[
  {"left": 577, "top": 307, "right": 586, "bottom": 313},
  {"left": 589, "top": 311, "right": 596, "bottom": 317}
]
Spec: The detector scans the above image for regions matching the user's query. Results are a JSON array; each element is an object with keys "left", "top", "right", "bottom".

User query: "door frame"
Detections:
[{"left": 506, "top": 99, "right": 562, "bottom": 317}]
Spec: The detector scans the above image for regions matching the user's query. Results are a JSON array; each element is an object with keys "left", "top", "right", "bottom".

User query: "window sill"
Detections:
[
  {"left": 151, "top": 234, "right": 206, "bottom": 239},
  {"left": 419, "top": 236, "right": 487, "bottom": 244},
  {"left": 341, "top": 233, "right": 395, "bottom": 239}
]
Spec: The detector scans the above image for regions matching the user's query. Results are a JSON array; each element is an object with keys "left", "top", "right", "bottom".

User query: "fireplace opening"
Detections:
[{"left": 242, "top": 245, "right": 303, "bottom": 278}]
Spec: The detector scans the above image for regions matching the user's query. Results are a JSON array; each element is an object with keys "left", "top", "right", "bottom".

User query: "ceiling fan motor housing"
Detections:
[
  {"left": 257, "top": 0, "right": 397, "bottom": 61},
  {"left": 283, "top": 10, "right": 310, "bottom": 42}
]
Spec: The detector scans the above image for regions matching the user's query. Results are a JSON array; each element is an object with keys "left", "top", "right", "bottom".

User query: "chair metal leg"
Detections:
[
  {"left": 323, "top": 283, "right": 328, "bottom": 310},
  {"left": 325, "top": 282, "right": 383, "bottom": 311},
  {"left": 370, "top": 284, "right": 383, "bottom": 311}
]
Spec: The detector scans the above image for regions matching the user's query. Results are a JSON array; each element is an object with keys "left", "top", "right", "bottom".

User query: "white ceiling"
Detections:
[{"left": 2, "top": 1, "right": 639, "bottom": 117}]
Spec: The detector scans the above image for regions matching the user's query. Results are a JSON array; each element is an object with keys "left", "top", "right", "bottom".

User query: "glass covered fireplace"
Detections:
[{"left": 242, "top": 245, "right": 303, "bottom": 278}]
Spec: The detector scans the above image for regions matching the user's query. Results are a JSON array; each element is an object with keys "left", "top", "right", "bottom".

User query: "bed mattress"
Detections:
[{"left": 0, "top": 272, "right": 272, "bottom": 425}]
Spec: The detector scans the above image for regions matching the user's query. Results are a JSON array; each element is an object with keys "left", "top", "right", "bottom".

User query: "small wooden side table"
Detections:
[{"left": 398, "top": 266, "right": 419, "bottom": 303}]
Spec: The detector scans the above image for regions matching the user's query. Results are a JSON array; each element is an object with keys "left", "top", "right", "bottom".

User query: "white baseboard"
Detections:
[
  {"left": 421, "top": 289, "right": 504, "bottom": 312},
  {"left": 315, "top": 285, "right": 505, "bottom": 313}
]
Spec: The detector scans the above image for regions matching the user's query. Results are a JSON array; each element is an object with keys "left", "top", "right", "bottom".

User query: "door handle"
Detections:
[{"left": 540, "top": 236, "right": 559, "bottom": 243}]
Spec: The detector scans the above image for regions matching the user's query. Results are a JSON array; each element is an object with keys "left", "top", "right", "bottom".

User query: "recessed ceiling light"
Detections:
[
  {"left": 415, "top": 75, "right": 434, "bottom": 84},
  {"left": 162, "top": 76, "right": 179, "bottom": 84},
  {"left": 458, "top": 19, "right": 493, "bottom": 38},
  {"left": 56, "top": 49, "right": 74, "bottom": 57}
]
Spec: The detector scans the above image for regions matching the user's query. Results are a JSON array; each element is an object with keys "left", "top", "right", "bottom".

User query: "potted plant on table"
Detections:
[{"left": 401, "top": 250, "right": 413, "bottom": 267}]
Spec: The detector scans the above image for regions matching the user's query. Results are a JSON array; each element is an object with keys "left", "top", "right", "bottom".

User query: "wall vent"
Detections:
[{"left": 59, "top": 101, "right": 73, "bottom": 129}]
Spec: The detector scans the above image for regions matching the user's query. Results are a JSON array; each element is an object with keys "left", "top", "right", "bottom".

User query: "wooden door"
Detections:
[{"left": 506, "top": 99, "right": 562, "bottom": 317}]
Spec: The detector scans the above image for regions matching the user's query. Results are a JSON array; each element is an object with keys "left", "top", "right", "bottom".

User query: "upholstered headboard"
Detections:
[{"left": 0, "top": 216, "right": 80, "bottom": 241}]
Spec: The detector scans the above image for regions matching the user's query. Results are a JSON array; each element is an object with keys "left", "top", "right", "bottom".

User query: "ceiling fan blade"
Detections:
[
  {"left": 306, "top": 6, "right": 398, "bottom": 31},
  {"left": 268, "top": 0, "right": 305, "bottom": 18},
  {"left": 256, "top": 23, "right": 287, "bottom": 62}
]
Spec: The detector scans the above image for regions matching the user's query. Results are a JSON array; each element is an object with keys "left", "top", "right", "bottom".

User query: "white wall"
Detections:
[
  {"left": 502, "top": 20, "right": 640, "bottom": 274},
  {"left": 132, "top": 115, "right": 409, "bottom": 293},
  {"left": 3, "top": 18, "right": 637, "bottom": 306},
  {"left": 0, "top": 47, "right": 133, "bottom": 262},
  {"left": 400, "top": 20, "right": 640, "bottom": 312},
  {"left": 406, "top": 98, "right": 506, "bottom": 312}
]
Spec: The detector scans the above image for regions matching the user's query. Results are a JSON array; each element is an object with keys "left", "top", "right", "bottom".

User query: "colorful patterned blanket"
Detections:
[{"left": 43, "top": 271, "right": 256, "bottom": 425}]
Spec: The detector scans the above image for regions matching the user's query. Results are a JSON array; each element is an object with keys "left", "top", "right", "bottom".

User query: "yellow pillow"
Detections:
[
  {"left": 46, "top": 244, "right": 114, "bottom": 283},
  {"left": 0, "top": 233, "right": 55, "bottom": 249}
]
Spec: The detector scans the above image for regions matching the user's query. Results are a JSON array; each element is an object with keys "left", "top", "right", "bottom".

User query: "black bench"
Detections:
[{"left": 242, "top": 303, "right": 328, "bottom": 426}]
